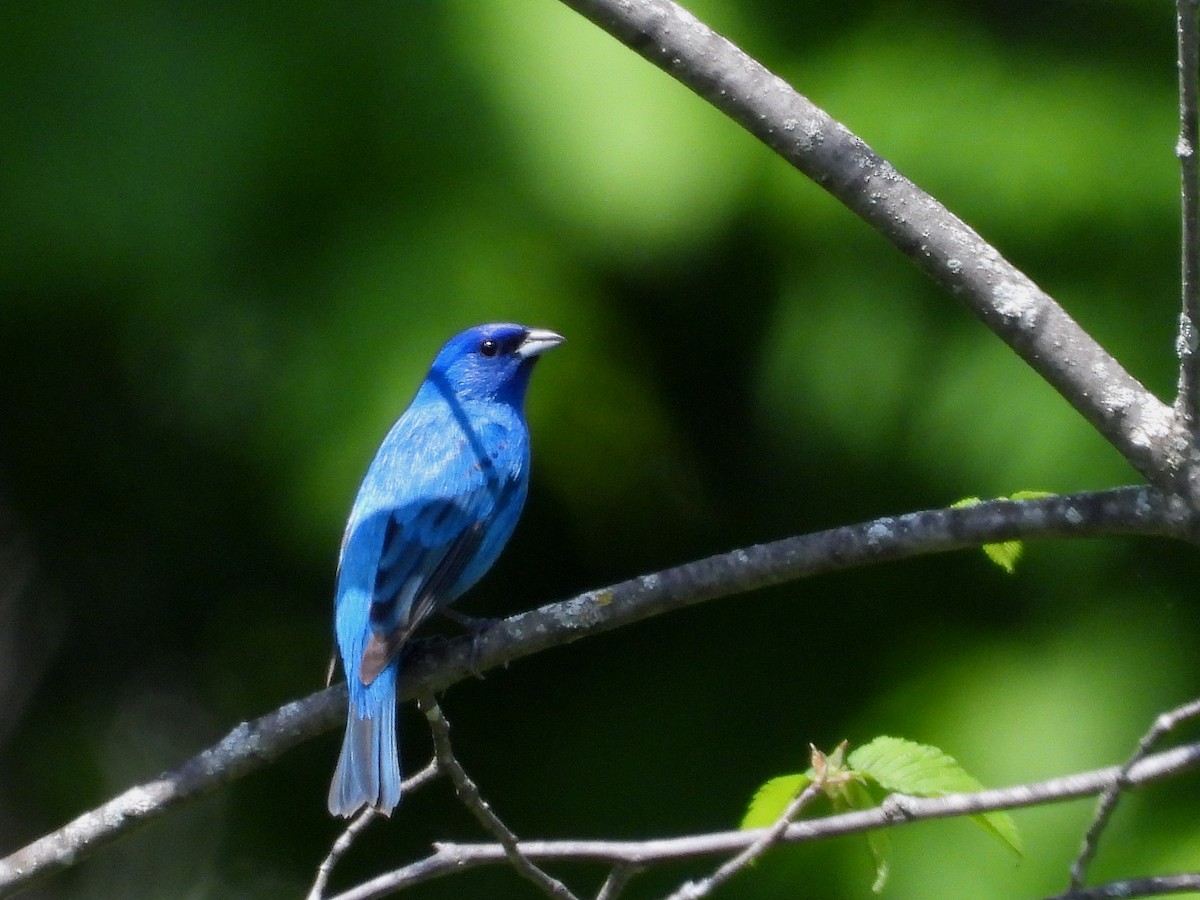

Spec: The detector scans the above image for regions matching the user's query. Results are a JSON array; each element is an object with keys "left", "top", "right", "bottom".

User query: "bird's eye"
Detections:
[{"left": 479, "top": 339, "right": 499, "bottom": 358}]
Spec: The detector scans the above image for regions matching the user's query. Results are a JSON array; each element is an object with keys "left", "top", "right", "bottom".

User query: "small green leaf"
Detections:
[
  {"left": 741, "top": 773, "right": 811, "bottom": 830},
  {"left": 982, "top": 539, "right": 1022, "bottom": 574},
  {"left": 1009, "top": 490, "right": 1053, "bottom": 501},
  {"left": 969, "top": 805, "right": 1024, "bottom": 859},
  {"left": 952, "top": 491, "right": 1054, "bottom": 574},
  {"left": 848, "top": 736, "right": 973, "bottom": 795},
  {"left": 848, "top": 736, "right": 1023, "bottom": 856}
]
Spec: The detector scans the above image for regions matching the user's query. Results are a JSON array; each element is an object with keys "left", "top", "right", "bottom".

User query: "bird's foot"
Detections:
[{"left": 439, "top": 609, "right": 498, "bottom": 679}]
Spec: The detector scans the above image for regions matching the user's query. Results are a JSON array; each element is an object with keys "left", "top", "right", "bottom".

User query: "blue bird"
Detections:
[{"left": 327, "top": 323, "right": 564, "bottom": 817}]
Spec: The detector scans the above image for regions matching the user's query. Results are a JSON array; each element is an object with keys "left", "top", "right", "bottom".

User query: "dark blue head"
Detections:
[{"left": 427, "top": 323, "right": 564, "bottom": 408}]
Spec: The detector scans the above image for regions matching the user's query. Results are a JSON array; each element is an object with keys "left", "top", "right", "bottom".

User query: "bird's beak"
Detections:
[{"left": 516, "top": 328, "right": 566, "bottom": 360}]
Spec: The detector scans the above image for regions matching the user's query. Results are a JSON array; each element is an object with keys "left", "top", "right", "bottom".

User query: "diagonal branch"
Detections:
[
  {"left": 326, "top": 738, "right": 1200, "bottom": 899},
  {"left": 553, "top": 0, "right": 1177, "bottom": 484},
  {"left": 419, "top": 695, "right": 579, "bottom": 900},
  {"left": 1068, "top": 697, "right": 1200, "bottom": 890},
  {"left": 0, "top": 486, "right": 1187, "bottom": 896},
  {"left": 594, "top": 865, "right": 639, "bottom": 900},
  {"left": 0, "top": 687, "right": 345, "bottom": 897},
  {"left": 307, "top": 759, "right": 441, "bottom": 900}
]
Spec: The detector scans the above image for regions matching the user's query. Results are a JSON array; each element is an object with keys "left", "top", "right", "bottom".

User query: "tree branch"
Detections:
[
  {"left": 0, "top": 487, "right": 1186, "bottom": 896},
  {"left": 553, "top": 0, "right": 1177, "bottom": 485},
  {"left": 664, "top": 745, "right": 829, "bottom": 900},
  {"left": 1069, "top": 697, "right": 1200, "bottom": 890},
  {"left": 418, "top": 695, "right": 579, "bottom": 900},
  {"left": 0, "top": 687, "right": 344, "bottom": 897},
  {"left": 594, "top": 864, "right": 640, "bottom": 900},
  {"left": 1177, "top": 0, "right": 1200, "bottom": 429},
  {"left": 307, "top": 760, "right": 441, "bottom": 900},
  {"left": 1047, "top": 874, "right": 1200, "bottom": 900},
  {"left": 325, "top": 738, "right": 1200, "bottom": 899},
  {"left": 408, "top": 486, "right": 1188, "bottom": 695}
]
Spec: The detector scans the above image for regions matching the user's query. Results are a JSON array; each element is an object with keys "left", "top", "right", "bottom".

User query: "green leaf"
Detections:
[
  {"left": 741, "top": 773, "right": 812, "bottom": 830},
  {"left": 982, "top": 539, "right": 1022, "bottom": 574},
  {"left": 848, "top": 736, "right": 1023, "bottom": 856},
  {"left": 843, "top": 776, "right": 878, "bottom": 812},
  {"left": 952, "top": 491, "right": 1055, "bottom": 574},
  {"left": 848, "top": 736, "right": 973, "bottom": 795}
]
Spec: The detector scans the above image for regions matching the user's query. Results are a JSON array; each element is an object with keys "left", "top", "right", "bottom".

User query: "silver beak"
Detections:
[{"left": 516, "top": 328, "right": 566, "bottom": 360}]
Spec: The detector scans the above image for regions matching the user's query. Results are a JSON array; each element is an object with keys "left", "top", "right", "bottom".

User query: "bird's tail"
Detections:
[{"left": 327, "top": 665, "right": 401, "bottom": 817}]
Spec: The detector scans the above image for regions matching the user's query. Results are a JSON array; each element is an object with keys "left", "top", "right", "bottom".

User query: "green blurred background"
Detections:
[{"left": 1, "top": 0, "right": 1198, "bottom": 896}]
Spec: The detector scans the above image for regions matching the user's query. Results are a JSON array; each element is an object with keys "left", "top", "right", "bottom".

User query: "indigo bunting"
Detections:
[{"left": 327, "top": 323, "right": 564, "bottom": 817}]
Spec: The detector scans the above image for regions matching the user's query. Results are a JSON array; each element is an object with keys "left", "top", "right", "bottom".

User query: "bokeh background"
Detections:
[{"left": 2, "top": 0, "right": 1198, "bottom": 897}]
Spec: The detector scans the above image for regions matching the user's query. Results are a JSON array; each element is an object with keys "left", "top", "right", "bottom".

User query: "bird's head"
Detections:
[{"left": 428, "top": 323, "right": 564, "bottom": 406}]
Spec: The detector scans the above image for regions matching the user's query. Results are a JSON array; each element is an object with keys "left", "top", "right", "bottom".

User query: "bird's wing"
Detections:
[
  {"left": 372, "top": 497, "right": 490, "bottom": 629},
  {"left": 358, "top": 508, "right": 488, "bottom": 685},
  {"left": 356, "top": 418, "right": 525, "bottom": 685}
]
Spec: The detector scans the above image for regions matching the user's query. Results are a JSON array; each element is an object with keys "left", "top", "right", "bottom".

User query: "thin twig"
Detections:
[
  {"left": 419, "top": 694, "right": 579, "bottom": 900},
  {"left": 306, "top": 758, "right": 441, "bottom": 900},
  {"left": 308, "top": 809, "right": 380, "bottom": 900},
  {"left": 664, "top": 746, "right": 829, "bottom": 900},
  {"left": 327, "top": 739, "right": 1200, "bottom": 899},
  {"left": 594, "top": 864, "right": 640, "bottom": 900},
  {"left": 0, "top": 487, "right": 1185, "bottom": 897},
  {"left": 1068, "top": 697, "right": 1200, "bottom": 889},
  {"left": 1176, "top": 0, "right": 1200, "bottom": 431},
  {"left": 1047, "top": 873, "right": 1200, "bottom": 900}
]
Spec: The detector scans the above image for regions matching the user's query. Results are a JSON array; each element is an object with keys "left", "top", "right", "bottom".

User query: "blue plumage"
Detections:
[{"left": 328, "top": 323, "right": 563, "bottom": 817}]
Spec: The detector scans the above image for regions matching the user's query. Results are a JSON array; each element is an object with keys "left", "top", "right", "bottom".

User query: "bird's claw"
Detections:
[{"left": 439, "top": 608, "right": 498, "bottom": 679}]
